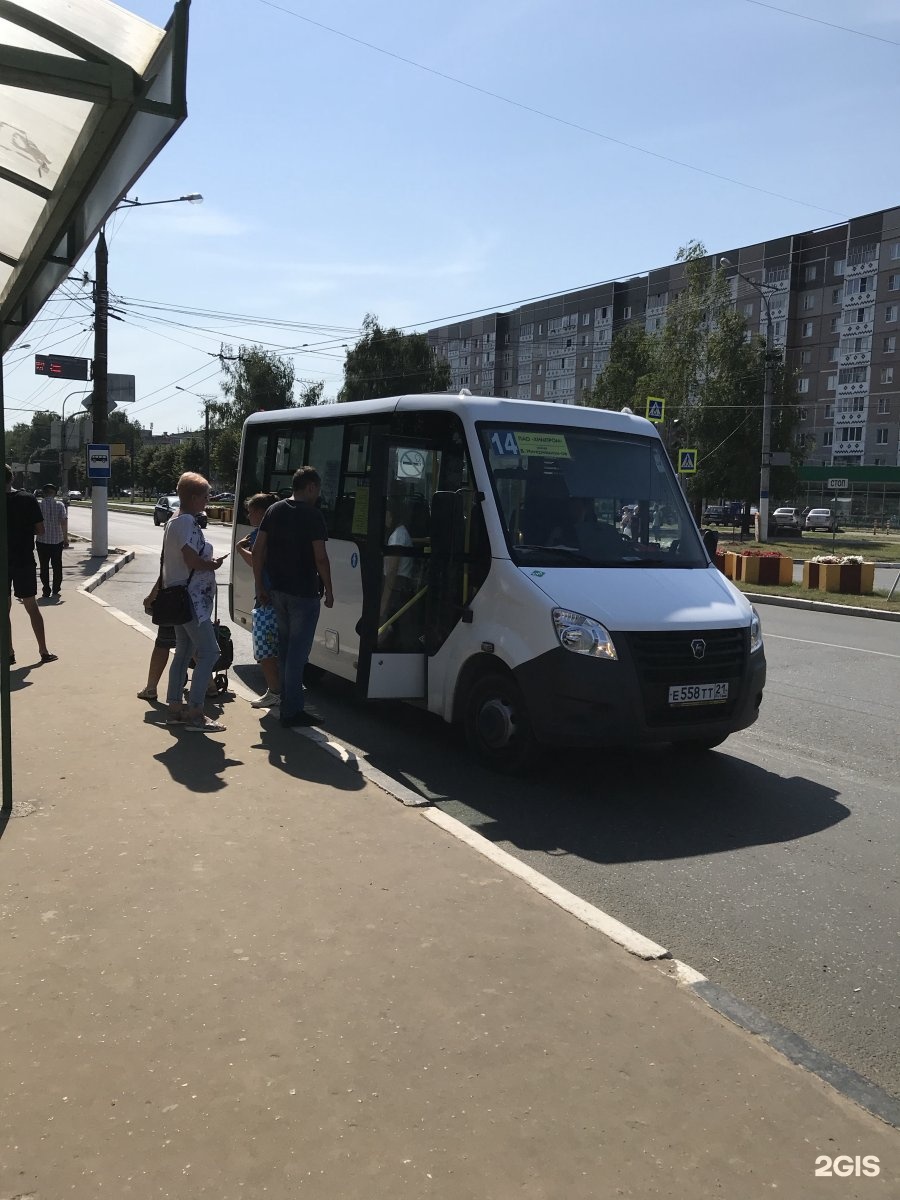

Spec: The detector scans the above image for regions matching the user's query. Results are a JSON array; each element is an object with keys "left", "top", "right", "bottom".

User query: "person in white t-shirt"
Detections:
[
  {"left": 379, "top": 497, "right": 417, "bottom": 647},
  {"left": 162, "top": 472, "right": 228, "bottom": 732}
]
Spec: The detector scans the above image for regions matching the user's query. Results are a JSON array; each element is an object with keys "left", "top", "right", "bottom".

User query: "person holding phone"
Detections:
[{"left": 162, "top": 472, "right": 229, "bottom": 733}]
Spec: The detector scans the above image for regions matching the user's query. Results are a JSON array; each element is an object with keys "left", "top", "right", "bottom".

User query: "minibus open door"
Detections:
[{"left": 357, "top": 435, "right": 439, "bottom": 700}]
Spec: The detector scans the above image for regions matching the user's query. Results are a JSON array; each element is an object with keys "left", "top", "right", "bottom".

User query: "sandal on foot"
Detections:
[
  {"left": 40, "top": 652, "right": 58, "bottom": 664},
  {"left": 137, "top": 686, "right": 158, "bottom": 701}
]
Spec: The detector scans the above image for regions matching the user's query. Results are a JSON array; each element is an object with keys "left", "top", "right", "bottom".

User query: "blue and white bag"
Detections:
[{"left": 251, "top": 604, "right": 279, "bottom": 661}]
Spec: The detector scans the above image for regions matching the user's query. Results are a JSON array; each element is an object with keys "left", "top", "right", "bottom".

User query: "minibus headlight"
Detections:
[
  {"left": 750, "top": 606, "right": 763, "bottom": 654},
  {"left": 552, "top": 609, "right": 617, "bottom": 660}
]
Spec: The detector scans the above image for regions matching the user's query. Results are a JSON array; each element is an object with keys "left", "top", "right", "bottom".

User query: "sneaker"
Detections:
[
  {"left": 137, "top": 686, "right": 158, "bottom": 701},
  {"left": 39, "top": 652, "right": 58, "bottom": 664},
  {"left": 41, "top": 589, "right": 51, "bottom": 599},
  {"left": 251, "top": 689, "right": 281, "bottom": 709}
]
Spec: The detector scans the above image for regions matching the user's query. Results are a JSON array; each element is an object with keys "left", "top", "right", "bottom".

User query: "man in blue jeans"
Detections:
[{"left": 252, "top": 466, "right": 334, "bottom": 728}]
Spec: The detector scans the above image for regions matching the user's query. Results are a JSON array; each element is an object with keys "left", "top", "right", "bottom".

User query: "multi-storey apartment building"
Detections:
[{"left": 427, "top": 206, "right": 900, "bottom": 516}]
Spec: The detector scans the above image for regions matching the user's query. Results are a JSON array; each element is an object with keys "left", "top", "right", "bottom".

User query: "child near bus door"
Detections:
[{"left": 236, "top": 492, "right": 281, "bottom": 709}]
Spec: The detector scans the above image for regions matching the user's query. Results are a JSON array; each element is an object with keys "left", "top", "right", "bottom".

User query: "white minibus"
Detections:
[{"left": 231, "top": 394, "right": 766, "bottom": 770}]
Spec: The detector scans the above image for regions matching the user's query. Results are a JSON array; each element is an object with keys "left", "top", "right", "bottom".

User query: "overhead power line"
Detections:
[
  {"left": 257, "top": 0, "right": 848, "bottom": 219},
  {"left": 741, "top": 0, "right": 900, "bottom": 48}
]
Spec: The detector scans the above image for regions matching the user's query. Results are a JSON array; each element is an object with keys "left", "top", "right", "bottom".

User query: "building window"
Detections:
[
  {"left": 881, "top": 367, "right": 894, "bottom": 384},
  {"left": 824, "top": 403, "right": 834, "bottom": 418},
  {"left": 800, "top": 349, "right": 812, "bottom": 364},
  {"left": 581, "top": 356, "right": 589, "bottom": 368},
  {"left": 823, "top": 430, "right": 834, "bottom": 446},
  {"left": 799, "top": 407, "right": 808, "bottom": 420},
  {"left": 582, "top": 313, "right": 590, "bottom": 325},
  {"left": 743, "top": 302, "right": 754, "bottom": 318},
  {"left": 876, "top": 427, "right": 889, "bottom": 444},
  {"left": 886, "top": 305, "right": 898, "bottom": 322},
  {"left": 623, "top": 306, "right": 632, "bottom": 319},
  {"left": 804, "top": 265, "right": 817, "bottom": 282},
  {"left": 797, "top": 377, "right": 810, "bottom": 393},
  {"left": 833, "top": 259, "right": 845, "bottom": 276},
  {"left": 535, "top": 384, "right": 542, "bottom": 395},
  {"left": 803, "top": 294, "right": 817, "bottom": 310},
  {"left": 601, "top": 307, "right": 608, "bottom": 319},
  {"left": 889, "top": 275, "right": 900, "bottom": 291},
  {"left": 878, "top": 397, "right": 891, "bottom": 414},
  {"left": 855, "top": 308, "right": 866, "bottom": 323},
  {"left": 845, "top": 427, "right": 863, "bottom": 442},
  {"left": 535, "top": 363, "right": 542, "bottom": 375},
  {"left": 891, "top": 243, "right": 900, "bottom": 260},
  {"left": 831, "top": 287, "right": 842, "bottom": 303},
  {"left": 830, "top": 316, "right": 840, "bottom": 333},
  {"left": 883, "top": 335, "right": 896, "bottom": 353},
  {"left": 802, "top": 321, "right": 814, "bottom": 337},
  {"left": 826, "top": 376, "right": 837, "bottom": 392},
  {"left": 829, "top": 346, "right": 840, "bottom": 362}
]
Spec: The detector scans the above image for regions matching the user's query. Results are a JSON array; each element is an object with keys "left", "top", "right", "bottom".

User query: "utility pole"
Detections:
[{"left": 91, "top": 228, "right": 109, "bottom": 556}]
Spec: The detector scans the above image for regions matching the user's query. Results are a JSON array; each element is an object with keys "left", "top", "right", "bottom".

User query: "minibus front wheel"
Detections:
[{"left": 464, "top": 672, "right": 538, "bottom": 774}]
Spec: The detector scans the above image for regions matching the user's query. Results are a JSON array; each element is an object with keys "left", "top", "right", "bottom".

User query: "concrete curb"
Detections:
[
  {"left": 745, "top": 591, "right": 900, "bottom": 621},
  {"left": 79, "top": 549, "right": 135, "bottom": 593}
]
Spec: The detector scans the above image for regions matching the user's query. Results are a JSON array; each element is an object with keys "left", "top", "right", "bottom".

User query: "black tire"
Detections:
[
  {"left": 463, "top": 671, "right": 539, "bottom": 773},
  {"left": 153, "top": 514, "right": 160, "bottom": 526}
]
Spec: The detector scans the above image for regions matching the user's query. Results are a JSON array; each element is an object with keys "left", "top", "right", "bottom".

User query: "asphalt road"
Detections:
[{"left": 72, "top": 506, "right": 900, "bottom": 1101}]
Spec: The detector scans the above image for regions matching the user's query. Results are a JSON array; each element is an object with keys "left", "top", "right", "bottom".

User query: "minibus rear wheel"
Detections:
[
  {"left": 674, "top": 734, "right": 729, "bottom": 752},
  {"left": 464, "top": 672, "right": 538, "bottom": 774}
]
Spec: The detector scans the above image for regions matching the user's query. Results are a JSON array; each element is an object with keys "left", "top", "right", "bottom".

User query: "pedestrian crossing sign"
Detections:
[
  {"left": 645, "top": 396, "right": 665, "bottom": 423},
  {"left": 678, "top": 448, "right": 698, "bottom": 474}
]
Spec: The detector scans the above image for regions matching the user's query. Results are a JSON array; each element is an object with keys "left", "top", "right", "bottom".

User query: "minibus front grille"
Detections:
[{"left": 624, "top": 628, "right": 748, "bottom": 726}]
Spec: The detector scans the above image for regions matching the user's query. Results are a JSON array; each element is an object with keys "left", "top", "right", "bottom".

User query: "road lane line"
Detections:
[{"left": 766, "top": 632, "right": 900, "bottom": 659}]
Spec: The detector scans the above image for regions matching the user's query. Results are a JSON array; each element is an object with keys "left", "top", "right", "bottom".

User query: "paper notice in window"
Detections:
[
  {"left": 352, "top": 483, "right": 370, "bottom": 535},
  {"left": 513, "top": 431, "right": 571, "bottom": 458}
]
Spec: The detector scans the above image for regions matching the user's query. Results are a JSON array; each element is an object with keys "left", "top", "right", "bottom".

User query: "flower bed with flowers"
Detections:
[
  {"left": 802, "top": 555, "right": 874, "bottom": 594},
  {"left": 721, "top": 548, "right": 793, "bottom": 585}
]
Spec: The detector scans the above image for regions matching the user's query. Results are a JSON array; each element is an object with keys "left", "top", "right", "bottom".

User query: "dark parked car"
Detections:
[
  {"left": 153, "top": 494, "right": 207, "bottom": 528},
  {"left": 702, "top": 504, "right": 734, "bottom": 526}
]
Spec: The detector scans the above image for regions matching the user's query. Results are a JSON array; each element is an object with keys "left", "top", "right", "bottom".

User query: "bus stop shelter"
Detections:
[{"left": 0, "top": 0, "right": 191, "bottom": 821}]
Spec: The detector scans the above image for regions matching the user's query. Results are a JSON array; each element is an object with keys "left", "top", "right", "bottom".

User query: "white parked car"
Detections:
[
  {"left": 771, "top": 506, "right": 802, "bottom": 531},
  {"left": 805, "top": 507, "right": 836, "bottom": 532}
]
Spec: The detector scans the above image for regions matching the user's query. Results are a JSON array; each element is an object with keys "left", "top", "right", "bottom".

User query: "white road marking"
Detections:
[{"left": 766, "top": 632, "right": 900, "bottom": 659}]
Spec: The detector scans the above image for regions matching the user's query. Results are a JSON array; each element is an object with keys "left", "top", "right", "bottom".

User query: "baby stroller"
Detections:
[{"left": 190, "top": 588, "right": 233, "bottom": 695}]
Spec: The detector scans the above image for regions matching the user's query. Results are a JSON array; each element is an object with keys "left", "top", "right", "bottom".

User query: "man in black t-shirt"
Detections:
[
  {"left": 5, "top": 465, "right": 57, "bottom": 665},
  {"left": 253, "top": 465, "right": 333, "bottom": 727}
]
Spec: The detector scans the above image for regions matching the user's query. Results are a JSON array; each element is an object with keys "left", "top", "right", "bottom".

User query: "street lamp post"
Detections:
[
  {"left": 59, "top": 387, "right": 91, "bottom": 495},
  {"left": 90, "top": 193, "right": 202, "bottom": 557},
  {"left": 720, "top": 257, "right": 776, "bottom": 543},
  {"left": 175, "top": 385, "right": 216, "bottom": 481}
]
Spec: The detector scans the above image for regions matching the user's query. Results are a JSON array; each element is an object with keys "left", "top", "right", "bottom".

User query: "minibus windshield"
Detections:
[{"left": 477, "top": 423, "right": 707, "bottom": 568}]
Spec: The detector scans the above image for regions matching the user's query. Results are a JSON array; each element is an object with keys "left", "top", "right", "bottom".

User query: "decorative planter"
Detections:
[
  {"left": 733, "top": 554, "right": 792, "bottom": 585},
  {"left": 803, "top": 561, "right": 875, "bottom": 594},
  {"left": 724, "top": 551, "right": 741, "bottom": 580},
  {"left": 714, "top": 550, "right": 728, "bottom": 576}
]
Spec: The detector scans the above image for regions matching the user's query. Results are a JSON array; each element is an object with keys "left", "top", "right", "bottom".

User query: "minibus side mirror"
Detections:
[{"left": 702, "top": 528, "right": 719, "bottom": 558}]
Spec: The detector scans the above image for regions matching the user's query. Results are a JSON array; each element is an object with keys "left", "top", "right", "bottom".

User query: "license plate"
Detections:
[{"left": 668, "top": 682, "right": 729, "bottom": 705}]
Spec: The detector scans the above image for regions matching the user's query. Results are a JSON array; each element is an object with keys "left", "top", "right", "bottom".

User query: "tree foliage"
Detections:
[
  {"left": 211, "top": 344, "right": 298, "bottom": 431},
  {"left": 339, "top": 314, "right": 451, "bottom": 402},
  {"left": 586, "top": 240, "right": 801, "bottom": 509}
]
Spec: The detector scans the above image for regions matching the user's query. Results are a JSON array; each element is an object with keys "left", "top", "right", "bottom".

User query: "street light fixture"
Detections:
[
  {"left": 175, "top": 384, "right": 216, "bottom": 481},
  {"left": 720, "top": 257, "right": 777, "bottom": 543},
  {"left": 90, "top": 191, "right": 203, "bottom": 557}
]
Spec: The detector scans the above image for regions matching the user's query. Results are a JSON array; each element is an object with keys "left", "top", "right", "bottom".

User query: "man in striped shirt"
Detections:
[{"left": 37, "top": 483, "right": 69, "bottom": 599}]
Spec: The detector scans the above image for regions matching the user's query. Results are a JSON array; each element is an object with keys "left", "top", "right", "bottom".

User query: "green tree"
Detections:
[
  {"left": 212, "top": 345, "right": 297, "bottom": 432},
  {"left": 179, "top": 438, "right": 205, "bottom": 475},
  {"left": 298, "top": 379, "right": 325, "bottom": 407},
  {"left": 339, "top": 314, "right": 451, "bottom": 402},
  {"left": 585, "top": 324, "right": 655, "bottom": 412},
  {"left": 210, "top": 427, "right": 241, "bottom": 489}
]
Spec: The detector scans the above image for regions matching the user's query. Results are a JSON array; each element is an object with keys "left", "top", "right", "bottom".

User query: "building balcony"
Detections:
[
  {"left": 842, "top": 289, "right": 878, "bottom": 308},
  {"left": 834, "top": 409, "right": 868, "bottom": 426},
  {"left": 842, "top": 321, "right": 874, "bottom": 337},
  {"left": 834, "top": 437, "right": 866, "bottom": 454},
  {"left": 836, "top": 381, "right": 869, "bottom": 396},
  {"left": 839, "top": 350, "right": 871, "bottom": 366},
  {"left": 844, "top": 253, "right": 879, "bottom": 277}
]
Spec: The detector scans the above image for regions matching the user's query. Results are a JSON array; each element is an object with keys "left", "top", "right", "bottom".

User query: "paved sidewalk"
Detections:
[{"left": 1, "top": 557, "right": 898, "bottom": 1198}]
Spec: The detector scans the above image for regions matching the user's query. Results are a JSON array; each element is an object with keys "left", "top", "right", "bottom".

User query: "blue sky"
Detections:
[{"left": 6, "top": 0, "right": 900, "bottom": 437}]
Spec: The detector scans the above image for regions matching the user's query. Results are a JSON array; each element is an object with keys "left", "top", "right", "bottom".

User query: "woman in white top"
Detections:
[
  {"left": 163, "top": 472, "right": 228, "bottom": 732},
  {"left": 379, "top": 497, "right": 417, "bottom": 648}
]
